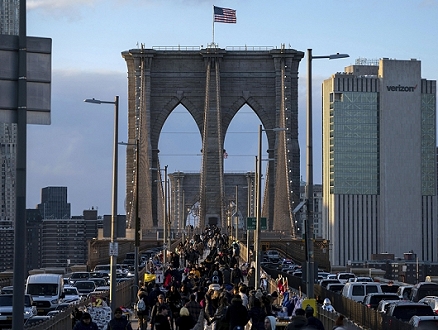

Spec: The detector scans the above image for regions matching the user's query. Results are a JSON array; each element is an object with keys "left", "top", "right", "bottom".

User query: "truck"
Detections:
[{"left": 25, "top": 273, "right": 64, "bottom": 315}]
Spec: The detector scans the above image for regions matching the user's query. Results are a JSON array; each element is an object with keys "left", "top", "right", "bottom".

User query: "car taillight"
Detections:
[{"left": 434, "top": 309, "right": 438, "bottom": 315}]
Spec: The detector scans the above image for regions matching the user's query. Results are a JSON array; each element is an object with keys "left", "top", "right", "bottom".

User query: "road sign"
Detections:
[
  {"left": 246, "top": 217, "right": 267, "bottom": 230},
  {"left": 109, "top": 242, "right": 118, "bottom": 256}
]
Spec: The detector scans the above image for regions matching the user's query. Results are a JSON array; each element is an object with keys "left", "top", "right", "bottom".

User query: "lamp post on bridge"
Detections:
[
  {"left": 84, "top": 96, "right": 119, "bottom": 311},
  {"left": 254, "top": 124, "right": 286, "bottom": 289},
  {"left": 305, "top": 49, "right": 349, "bottom": 299}
]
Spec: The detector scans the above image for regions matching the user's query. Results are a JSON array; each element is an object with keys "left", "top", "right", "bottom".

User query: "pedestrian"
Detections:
[
  {"left": 285, "top": 308, "right": 307, "bottom": 330},
  {"left": 322, "top": 298, "right": 335, "bottom": 313},
  {"left": 151, "top": 294, "right": 173, "bottom": 330},
  {"left": 248, "top": 297, "right": 267, "bottom": 330},
  {"left": 332, "top": 315, "right": 346, "bottom": 330},
  {"left": 136, "top": 296, "right": 148, "bottom": 330},
  {"left": 175, "top": 307, "right": 194, "bottom": 330},
  {"left": 154, "top": 305, "right": 172, "bottom": 330},
  {"left": 106, "top": 307, "right": 133, "bottom": 330},
  {"left": 304, "top": 306, "right": 324, "bottom": 330},
  {"left": 224, "top": 296, "right": 249, "bottom": 330},
  {"left": 264, "top": 316, "right": 276, "bottom": 330},
  {"left": 247, "top": 267, "right": 256, "bottom": 289},
  {"left": 185, "top": 293, "right": 202, "bottom": 325},
  {"left": 73, "top": 312, "right": 99, "bottom": 330},
  {"left": 231, "top": 264, "right": 243, "bottom": 285}
]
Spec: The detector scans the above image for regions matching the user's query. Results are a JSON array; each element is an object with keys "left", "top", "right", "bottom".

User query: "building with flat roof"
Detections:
[
  {"left": 37, "top": 186, "right": 71, "bottom": 219},
  {"left": 322, "top": 58, "right": 437, "bottom": 266}
]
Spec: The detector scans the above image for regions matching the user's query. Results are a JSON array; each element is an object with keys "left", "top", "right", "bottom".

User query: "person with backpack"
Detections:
[{"left": 136, "top": 296, "right": 148, "bottom": 330}]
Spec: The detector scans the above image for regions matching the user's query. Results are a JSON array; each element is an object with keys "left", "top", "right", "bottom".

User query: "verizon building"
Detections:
[{"left": 322, "top": 58, "right": 437, "bottom": 266}]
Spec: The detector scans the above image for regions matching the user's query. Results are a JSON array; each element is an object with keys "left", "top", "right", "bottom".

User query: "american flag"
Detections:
[{"left": 214, "top": 6, "right": 236, "bottom": 23}]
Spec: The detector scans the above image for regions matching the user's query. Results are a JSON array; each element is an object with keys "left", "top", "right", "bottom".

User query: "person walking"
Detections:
[
  {"left": 304, "top": 306, "right": 324, "bottom": 330},
  {"left": 106, "top": 307, "right": 133, "bottom": 330},
  {"left": 224, "top": 296, "right": 249, "bottom": 330},
  {"left": 73, "top": 312, "right": 99, "bottom": 330},
  {"left": 154, "top": 305, "right": 172, "bottom": 330},
  {"left": 175, "top": 307, "right": 194, "bottom": 330},
  {"left": 285, "top": 308, "right": 307, "bottom": 330},
  {"left": 332, "top": 315, "right": 347, "bottom": 330},
  {"left": 264, "top": 316, "right": 276, "bottom": 330}
]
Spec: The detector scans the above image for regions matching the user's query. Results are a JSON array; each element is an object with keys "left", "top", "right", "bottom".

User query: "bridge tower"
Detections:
[{"left": 122, "top": 45, "right": 304, "bottom": 236}]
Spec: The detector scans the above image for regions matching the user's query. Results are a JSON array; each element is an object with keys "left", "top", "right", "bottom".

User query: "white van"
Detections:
[
  {"left": 342, "top": 282, "right": 382, "bottom": 302},
  {"left": 26, "top": 274, "right": 64, "bottom": 315}
]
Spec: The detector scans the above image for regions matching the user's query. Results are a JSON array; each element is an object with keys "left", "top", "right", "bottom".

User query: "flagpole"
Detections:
[{"left": 212, "top": 6, "right": 215, "bottom": 45}]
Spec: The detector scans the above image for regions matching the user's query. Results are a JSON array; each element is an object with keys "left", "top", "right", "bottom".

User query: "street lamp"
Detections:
[
  {"left": 306, "top": 49, "right": 349, "bottom": 299},
  {"left": 84, "top": 96, "right": 119, "bottom": 311},
  {"left": 254, "top": 125, "right": 286, "bottom": 289}
]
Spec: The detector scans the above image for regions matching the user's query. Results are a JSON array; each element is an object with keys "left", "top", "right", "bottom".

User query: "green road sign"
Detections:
[{"left": 246, "top": 217, "right": 267, "bottom": 230}]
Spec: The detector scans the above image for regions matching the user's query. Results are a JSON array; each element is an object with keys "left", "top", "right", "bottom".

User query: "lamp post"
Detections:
[
  {"left": 306, "top": 49, "right": 349, "bottom": 299},
  {"left": 84, "top": 96, "right": 119, "bottom": 311},
  {"left": 254, "top": 125, "right": 286, "bottom": 289},
  {"left": 164, "top": 165, "right": 168, "bottom": 265}
]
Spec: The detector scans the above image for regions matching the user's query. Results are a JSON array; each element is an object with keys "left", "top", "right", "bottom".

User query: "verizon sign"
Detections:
[{"left": 386, "top": 84, "right": 418, "bottom": 92}]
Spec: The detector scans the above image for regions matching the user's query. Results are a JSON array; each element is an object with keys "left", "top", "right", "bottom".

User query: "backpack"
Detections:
[
  {"left": 137, "top": 298, "right": 146, "bottom": 312},
  {"left": 212, "top": 275, "right": 219, "bottom": 283}
]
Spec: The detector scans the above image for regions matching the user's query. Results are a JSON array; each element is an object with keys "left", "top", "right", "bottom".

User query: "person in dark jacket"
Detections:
[
  {"left": 224, "top": 296, "right": 249, "bottom": 330},
  {"left": 154, "top": 305, "right": 172, "bottom": 330},
  {"left": 106, "top": 308, "right": 133, "bottom": 330},
  {"left": 248, "top": 297, "right": 267, "bottom": 330},
  {"left": 73, "top": 312, "right": 99, "bottom": 330},
  {"left": 175, "top": 307, "right": 194, "bottom": 330},
  {"left": 304, "top": 306, "right": 324, "bottom": 330},
  {"left": 285, "top": 308, "right": 307, "bottom": 330}
]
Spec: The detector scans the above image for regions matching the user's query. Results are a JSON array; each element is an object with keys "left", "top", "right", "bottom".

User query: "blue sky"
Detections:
[{"left": 26, "top": 0, "right": 438, "bottom": 216}]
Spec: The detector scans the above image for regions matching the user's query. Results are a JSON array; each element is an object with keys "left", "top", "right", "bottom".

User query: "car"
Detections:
[
  {"left": 385, "top": 301, "right": 434, "bottom": 322},
  {"left": 46, "top": 310, "right": 61, "bottom": 316},
  {"left": 0, "top": 294, "right": 36, "bottom": 328},
  {"left": 68, "top": 271, "right": 90, "bottom": 285},
  {"left": 73, "top": 280, "right": 96, "bottom": 297},
  {"left": 411, "top": 282, "right": 438, "bottom": 302},
  {"left": 381, "top": 283, "right": 400, "bottom": 293},
  {"left": 89, "top": 271, "right": 109, "bottom": 280},
  {"left": 326, "top": 283, "right": 345, "bottom": 294},
  {"left": 337, "top": 272, "right": 356, "bottom": 284},
  {"left": 89, "top": 278, "right": 108, "bottom": 287},
  {"left": 319, "top": 279, "right": 341, "bottom": 288},
  {"left": 398, "top": 285, "right": 413, "bottom": 300},
  {"left": 0, "top": 286, "right": 13, "bottom": 294},
  {"left": 362, "top": 292, "right": 400, "bottom": 309},
  {"left": 63, "top": 286, "right": 80, "bottom": 303},
  {"left": 264, "top": 250, "right": 281, "bottom": 263},
  {"left": 376, "top": 299, "right": 401, "bottom": 314},
  {"left": 327, "top": 274, "right": 337, "bottom": 280},
  {"left": 419, "top": 296, "right": 438, "bottom": 315},
  {"left": 348, "top": 276, "right": 373, "bottom": 283},
  {"left": 409, "top": 315, "right": 438, "bottom": 328},
  {"left": 342, "top": 282, "right": 382, "bottom": 302},
  {"left": 318, "top": 272, "right": 331, "bottom": 279},
  {"left": 292, "top": 271, "right": 302, "bottom": 277}
]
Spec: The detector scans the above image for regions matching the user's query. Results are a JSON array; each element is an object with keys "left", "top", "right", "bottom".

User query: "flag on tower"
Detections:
[{"left": 214, "top": 6, "right": 237, "bottom": 23}]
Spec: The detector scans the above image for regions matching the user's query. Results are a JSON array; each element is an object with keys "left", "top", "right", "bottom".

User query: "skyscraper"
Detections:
[
  {"left": 37, "top": 186, "right": 71, "bottom": 219},
  {"left": 322, "top": 58, "right": 437, "bottom": 266}
]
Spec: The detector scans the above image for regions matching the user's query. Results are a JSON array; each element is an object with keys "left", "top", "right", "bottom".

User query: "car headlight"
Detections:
[
  {"left": 51, "top": 299, "right": 58, "bottom": 304},
  {"left": 24, "top": 310, "right": 32, "bottom": 317}
]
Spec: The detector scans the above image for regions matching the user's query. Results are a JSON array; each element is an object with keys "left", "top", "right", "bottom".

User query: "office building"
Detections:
[
  {"left": 322, "top": 58, "right": 437, "bottom": 266},
  {"left": 37, "top": 186, "right": 71, "bottom": 219},
  {"left": 41, "top": 208, "right": 102, "bottom": 268},
  {"left": 0, "top": 0, "right": 18, "bottom": 35}
]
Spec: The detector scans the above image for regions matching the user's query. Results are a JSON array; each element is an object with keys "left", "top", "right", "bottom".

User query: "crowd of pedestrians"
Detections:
[{"left": 126, "top": 225, "right": 340, "bottom": 330}]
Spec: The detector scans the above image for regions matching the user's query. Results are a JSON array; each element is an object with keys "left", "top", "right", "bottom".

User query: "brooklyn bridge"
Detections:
[{"left": 121, "top": 45, "right": 304, "bottom": 238}]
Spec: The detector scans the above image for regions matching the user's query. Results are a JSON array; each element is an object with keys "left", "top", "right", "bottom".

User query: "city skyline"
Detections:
[{"left": 26, "top": 0, "right": 438, "bottom": 215}]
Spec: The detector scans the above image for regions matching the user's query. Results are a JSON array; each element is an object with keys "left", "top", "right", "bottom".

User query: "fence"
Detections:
[{"left": 24, "top": 277, "right": 135, "bottom": 329}]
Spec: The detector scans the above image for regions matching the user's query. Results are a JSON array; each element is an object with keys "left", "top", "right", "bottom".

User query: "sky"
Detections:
[{"left": 25, "top": 0, "right": 438, "bottom": 216}]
